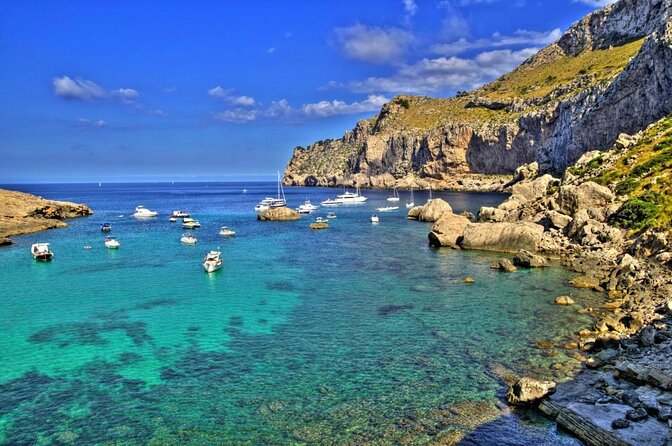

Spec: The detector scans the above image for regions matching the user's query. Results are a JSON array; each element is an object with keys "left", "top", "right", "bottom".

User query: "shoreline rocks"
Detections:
[
  {"left": 459, "top": 222, "right": 545, "bottom": 253},
  {"left": 428, "top": 212, "right": 470, "bottom": 248},
  {"left": 257, "top": 207, "right": 300, "bottom": 221}
]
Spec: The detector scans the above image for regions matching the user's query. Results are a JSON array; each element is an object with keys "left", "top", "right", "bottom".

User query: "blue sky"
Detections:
[{"left": 0, "top": 0, "right": 613, "bottom": 182}]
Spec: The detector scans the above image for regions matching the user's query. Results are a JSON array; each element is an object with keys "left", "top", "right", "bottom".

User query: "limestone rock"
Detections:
[
  {"left": 490, "top": 258, "right": 517, "bottom": 272},
  {"left": 407, "top": 206, "right": 422, "bottom": 220},
  {"left": 506, "top": 377, "right": 556, "bottom": 405},
  {"left": 460, "top": 222, "right": 545, "bottom": 253},
  {"left": 557, "top": 182, "right": 614, "bottom": 217},
  {"left": 417, "top": 198, "right": 453, "bottom": 222},
  {"left": 513, "top": 249, "right": 549, "bottom": 267},
  {"left": 257, "top": 207, "right": 300, "bottom": 221},
  {"left": 477, "top": 206, "right": 507, "bottom": 223},
  {"left": 309, "top": 222, "right": 328, "bottom": 230},
  {"left": 569, "top": 275, "right": 601, "bottom": 289},
  {"left": 554, "top": 295, "right": 575, "bottom": 305},
  {"left": 547, "top": 211, "right": 572, "bottom": 230},
  {"left": 428, "top": 212, "right": 470, "bottom": 248},
  {"left": 511, "top": 174, "right": 557, "bottom": 201}
]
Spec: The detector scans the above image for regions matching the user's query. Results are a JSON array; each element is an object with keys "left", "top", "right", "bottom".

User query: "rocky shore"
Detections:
[
  {"left": 0, "top": 189, "right": 93, "bottom": 244},
  {"left": 410, "top": 128, "right": 672, "bottom": 444}
]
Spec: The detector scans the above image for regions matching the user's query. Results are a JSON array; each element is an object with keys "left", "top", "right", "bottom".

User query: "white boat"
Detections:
[
  {"left": 297, "top": 199, "right": 319, "bottom": 214},
  {"left": 100, "top": 223, "right": 112, "bottom": 232},
  {"left": 180, "top": 233, "right": 197, "bottom": 244},
  {"left": 406, "top": 189, "right": 415, "bottom": 208},
  {"left": 133, "top": 205, "right": 158, "bottom": 218},
  {"left": 370, "top": 215, "right": 379, "bottom": 223},
  {"left": 326, "top": 212, "right": 337, "bottom": 219},
  {"left": 255, "top": 172, "right": 286, "bottom": 211},
  {"left": 31, "top": 243, "right": 53, "bottom": 261},
  {"left": 104, "top": 236, "right": 120, "bottom": 249},
  {"left": 169, "top": 216, "right": 177, "bottom": 222},
  {"left": 322, "top": 185, "right": 367, "bottom": 206},
  {"left": 172, "top": 210, "right": 190, "bottom": 218},
  {"left": 203, "top": 250, "right": 222, "bottom": 273},
  {"left": 182, "top": 218, "right": 201, "bottom": 229},
  {"left": 375, "top": 206, "right": 399, "bottom": 212},
  {"left": 315, "top": 217, "right": 327, "bottom": 224},
  {"left": 387, "top": 188, "right": 400, "bottom": 202},
  {"left": 219, "top": 226, "right": 236, "bottom": 236}
]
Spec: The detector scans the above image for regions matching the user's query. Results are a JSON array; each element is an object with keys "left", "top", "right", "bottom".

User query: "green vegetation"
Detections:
[
  {"left": 609, "top": 196, "right": 661, "bottom": 229},
  {"left": 394, "top": 97, "right": 410, "bottom": 109},
  {"left": 568, "top": 154, "right": 605, "bottom": 176}
]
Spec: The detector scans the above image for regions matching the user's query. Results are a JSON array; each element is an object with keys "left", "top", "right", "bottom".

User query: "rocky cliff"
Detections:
[{"left": 284, "top": 0, "right": 672, "bottom": 189}]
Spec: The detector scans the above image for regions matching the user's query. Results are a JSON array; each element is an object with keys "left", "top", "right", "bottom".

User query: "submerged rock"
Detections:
[
  {"left": 506, "top": 377, "right": 556, "bottom": 405},
  {"left": 554, "top": 295, "right": 575, "bottom": 305},
  {"left": 309, "top": 222, "right": 328, "bottom": 230},
  {"left": 490, "top": 258, "right": 517, "bottom": 272},
  {"left": 257, "top": 207, "right": 300, "bottom": 221},
  {"left": 513, "top": 249, "right": 549, "bottom": 267}
]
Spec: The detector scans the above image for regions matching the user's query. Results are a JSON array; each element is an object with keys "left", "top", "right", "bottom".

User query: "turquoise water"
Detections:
[{"left": 0, "top": 183, "right": 597, "bottom": 445}]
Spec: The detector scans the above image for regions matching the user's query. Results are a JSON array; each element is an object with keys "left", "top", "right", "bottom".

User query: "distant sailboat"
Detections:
[
  {"left": 406, "top": 189, "right": 415, "bottom": 208},
  {"left": 98, "top": 182, "right": 102, "bottom": 187},
  {"left": 386, "top": 188, "right": 400, "bottom": 202},
  {"left": 427, "top": 186, "right": 433, "bottom": 203}
]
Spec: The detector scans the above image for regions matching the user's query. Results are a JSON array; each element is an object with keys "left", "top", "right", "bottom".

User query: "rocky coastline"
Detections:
[
  {"left": 0, "top": 188, "right": 93, "bottom": 244},
  {"left": 409, "top": 128, "right": 672, "bottom": 444}
]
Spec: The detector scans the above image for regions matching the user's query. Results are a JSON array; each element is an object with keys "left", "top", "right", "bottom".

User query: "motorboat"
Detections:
[
  {"left": 182, "top": 218, "right": 201, "bottom": 229},
  {"left": 169, "top": 216, "right": 177, "bottom": 222},
  {"left": 180, "top": 233, "right": 197, "bottom": 244},
  {"left": 219, "top": 226, "right": 236, "bottom": 236},
  {"left": 100, "top": 223, "right": 112, "bottom": 232},
  {"left": 296, "top": 200, "right": 319, "bottom": 214},
  {"left": 203, "top": 250, "right": 222, "bottom": 273},
  {"left": 387, "top": 188, "right": 400, "bottom": 202},
  {"left": 375, "top": 206, "right": 399, "bottom": 212},
  {"left": 133, "top": 205, "right": 158, "bottom": 218},
  {"left": 172, "top": 210, "right": 190, "bottom": 218},
  {"left": 255, "top": 172, "right": 286, "bottom": 211},
  {"left": 254, "top": 203, "right": 270, "bottom": 212},
  {"left": 104, "top": 236, "right": 120, "bottom": 249},
  {"left": 406, "top": 189, "right": 415, "bottom": 208},
  {"left": 326, "top": 212, "right": 337, "bottom": 219},
  {"left": 370, "top": 215, "right": 379, "bottom": 223},
  {"left": 321, "top": 185, "right": 367, "bottom": 206},
  {"left": 31, "top": 243, "right": 53, "bottom": 261},
  {"left": 83, "top": 245, "right": 92, "bottom": 250},
  {"left": 315, "top": 217, "right": 327, "bottom": 224}
]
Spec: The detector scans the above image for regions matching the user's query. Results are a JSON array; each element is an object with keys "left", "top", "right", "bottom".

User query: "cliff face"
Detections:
[{"left": 284, "top": 0, "right": 672, "bottom": 189}]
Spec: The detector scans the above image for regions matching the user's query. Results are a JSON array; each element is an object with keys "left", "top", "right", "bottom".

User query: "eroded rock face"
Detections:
[
  {"left": 257, "top": 207, "right": 300, "bottom": 221},
  {"left": 506, "top": 377, "right": 556, "bottom": 405},
  {"left": 428, "top": 213, "right": 470, "bottom": 248},
  {"left": 460, "top": 222, "right": 545, "bottom": 253},
  {"left": 556, "top": 182, "right": 614, "bottom": 217}
]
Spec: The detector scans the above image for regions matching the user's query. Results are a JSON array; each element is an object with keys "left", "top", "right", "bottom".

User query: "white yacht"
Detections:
[
  {"left": 31, "top": 243, "right": 53, "bottom": 261},
  {"left": 370, "top": 215, "right": 379, "bottom": 223},
  {"left": 180, "top": 233, "right": 197, "bottom": 244},
  {"left": 297, "top": 199, "right": 319, "bottom": 214},
  {"left": 326, "top": 212, "right": 337, "bottom": 219},
  {"left": 321, "top": 186, "right": 367, "bottom": 206},
  {"left": 172, "top": 210, "right": 190, "bottom": 218},
  {"left": 104, "top": 236, "right": 120, "bottom": 249},
  {"left": 406, "top": 189, "right": 415, "bottom": 208},
  {"left": 320, "top": 198, "right": 340, "bottom": 207},
  {"left": 203, "top": 250, "right": 222, "bottom": 273},
  {"left": 219, "top": 226, "right": 236, "bottom": 236},
  {"left": 375, "top": 206, "right": 399, "bottom": 212},
  {"left": 387, "top": 188, "right": 400, "bottom": 202},
  {"left": 255, "top": 172, "right": 286, "bottom": 211},
  {"left": 133, "top": 206, "right": 158, "bottom": 218},
  {"left": 314, "top": 216, "right": 327, "bottom": 224},
  {"left": 182, "top": 218, "right": 201, "bottom": 229}
]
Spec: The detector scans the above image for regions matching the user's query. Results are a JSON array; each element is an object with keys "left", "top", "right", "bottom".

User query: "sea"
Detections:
[{"left": 0, "top": 182, "right": 599, "bottom": 445}]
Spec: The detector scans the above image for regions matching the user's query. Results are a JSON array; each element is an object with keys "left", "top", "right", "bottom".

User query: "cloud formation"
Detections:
[
  {"left": 430, "top": 28, "right": 561, "bottom": 56},
  {"left": 334, "top": 24, "right": 414, "bottom": 64},
  {"left": 301, "top": 95, "right": 389, "bottom": 118},
  {"left": 53, "top": 76, "right": 139, "bottom": 106},
  {"left": 75, "top": 118, "right": 107, "bottom": 129},
  {"left": 214, "top": 108, "right": 260, "bottom": 123},
  {"left": 573, "top": 0, "right": 615, "bottom": 6},
  {"left": 208, "top": 86, "right": 256, "bottom": 106}
]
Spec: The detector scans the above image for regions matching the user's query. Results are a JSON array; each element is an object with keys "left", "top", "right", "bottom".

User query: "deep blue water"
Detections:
[{"left": 0, "top": 182, "right": 593, "bottom": 445}]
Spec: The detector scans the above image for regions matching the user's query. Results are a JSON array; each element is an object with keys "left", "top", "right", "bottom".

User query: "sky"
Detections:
[{"left": 0, "top": 0, "right": 614, "bottom": 183}]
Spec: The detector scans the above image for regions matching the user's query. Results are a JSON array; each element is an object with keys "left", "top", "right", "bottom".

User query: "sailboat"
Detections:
[
  {"left": 427, "top": 186, "right": 433, "bottom": 203},
  {"left": 386, "top": 188, "right": 400, "bottom": 202},
  {"left": 406, "top": 189, "right": 415, "bottom": 208},
  {"left": 255, "top": 172, "right": 286, "bottom": 211}
]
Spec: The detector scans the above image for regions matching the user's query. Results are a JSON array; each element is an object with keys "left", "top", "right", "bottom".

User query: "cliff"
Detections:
[
  {"left": 284, "top": 0, "right": 672, "bottom": 189},
  {"left": 0, "top": 189, "right": 93, "bottom": 243}
]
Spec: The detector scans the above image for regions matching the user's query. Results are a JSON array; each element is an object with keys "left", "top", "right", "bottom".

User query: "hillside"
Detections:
[{"left": 284, "top": 0, "right": 672, "bottom": 189}]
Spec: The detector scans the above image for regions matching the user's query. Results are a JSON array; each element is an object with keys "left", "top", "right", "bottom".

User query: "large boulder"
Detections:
[
  {"left": 257, "top": 207, "right": 300, "bottom": 221},
  {"left": 556, "top": 182, "right": 614, "bottom": 216},
  {"left": 478, "top": 206, "right": 507, "bottom": 222},
  {"left": 511, "top": 174, "right": 557, "bottom": 201},
  {"left": 506, "top": 377, "right": 556, "bottom": 405},
  {"left": 428, "top": 213, "right": 470, "bottom": 248},
  {"left": 418, "top": 198, "right": 453, "bottom": 222},
  {"left": 407, "top": 206, "right": 422, "bottom": 220},
  {"left": 460, "top": 222, "right": 545, "bottom": 253},
  {"left": 513, "top": 249, "right": 549, "bottom": 267}
]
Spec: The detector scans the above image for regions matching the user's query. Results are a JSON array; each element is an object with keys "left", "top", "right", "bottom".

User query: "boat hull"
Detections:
[
  {"left": 203, "top": 262, "right": 222, "bottom": 273},
  {"left": 33, "top": 253, "right": 53, "bottom": 261}
]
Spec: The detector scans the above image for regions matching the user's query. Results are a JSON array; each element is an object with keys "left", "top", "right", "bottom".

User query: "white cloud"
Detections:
[
  {"left": 266, "top": 99, "right": 293, "bottom": 119},
  {"left": 52, "top": 76, "right": 139, "bottom": 106},
  {"left": 208, "top": 86, "right": 256, "bottom": 107},
  {"left": 430, "top": 28, "right": 561, "bottom": 56},
  {"left": 441, "top": 14, "right": 471, "bottom": 40},
  {"left": 76, "top": 118, "right": 107, "bottom": 129},
  {"left": 573, "top": 0, "right": 615, "bottom": 6},
  {"left": 301, "top": 95, "right": 389, "bottom": 118},
  {"left": 336, "top": 47, "right": 538, "bottom": 95},
  {"left": 334, "top": 24, "right": 414, "bottom": 64},
  {"left": 53, "top": 76, "right": 106, "bottom": 101},
  {"left": 267, "top": 47, "right": 276, "bottom": 54},
  {"left": 214, "top": 108, "right": 260, "bottom": 123}
]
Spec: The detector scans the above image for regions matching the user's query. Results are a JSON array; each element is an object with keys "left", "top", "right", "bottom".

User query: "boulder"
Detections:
[
  {"left": 407, "top": 206, "right": 422, "bottom": 220},
  {"left": 0, "top": 237, "right": 12, "bottom": 246},
  {"left": 477, "top": 206, "right": 507, "bottom": 222},
  {"left": 547, "top": 211, "right": 572, "bottom": 230},
  {"left": 569, "top": 275, "right": 601, "bottom": 289},
  {"left": 428, "top": 212, "right": 470, "bottom": 248},
  {"left": 513, "top": 249, "right": 548, "bottom": 267},
  {"left": 557, "top": 182, "right": 614, "bottom": 216},
  {"left": 460, "top": 222, "right": 545, "bottom": 253},
  {"left": 309, "top": 222, "right": 328, "bottom": 230},
  {"left": 512, "top": 162, "right": 539, "bottom": 183},
  {"left": 506, "top": 377, "right": 556, "bottom": 405},
  {"left": 417, "top": 198, "right": 453, "bottom": 222},
  {"left": 257, "top": 207, "right": 300, "bottom": 221},
  {"left": 554, "top": 295, "right": 575, "bottom": 305},
  {"left": 491, "top": 258, "right": 517, "bottom": 272},
  {"left": 511, "top": 174, "right": 557, "bottom": 201}
]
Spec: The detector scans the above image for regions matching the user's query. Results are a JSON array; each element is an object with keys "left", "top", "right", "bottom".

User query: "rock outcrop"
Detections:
[
  {"left": 408, "top": 198, "right": 453, "bottom": 222},
  {"left": 428, "top": 213, "right": 470, "bottom": 248},
  {"left": 257, "top": 207, "right": 300, "bottom": 221},
  {"left": 459, "top": 222, "right": 545, "bottom": 253},
  {"left": 506, "top": 377, "right": 556, "bottom": 405},
  {"left": 0, "top": 189, "right": 93, "bottom": 240},
  {"left": 284, "top": 0, "right": 672, "bottom": 188}
]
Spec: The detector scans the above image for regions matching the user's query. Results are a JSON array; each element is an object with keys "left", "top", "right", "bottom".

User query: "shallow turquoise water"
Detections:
[{"left": 0, "top": 183, "right": 595, "bottom": 445}]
